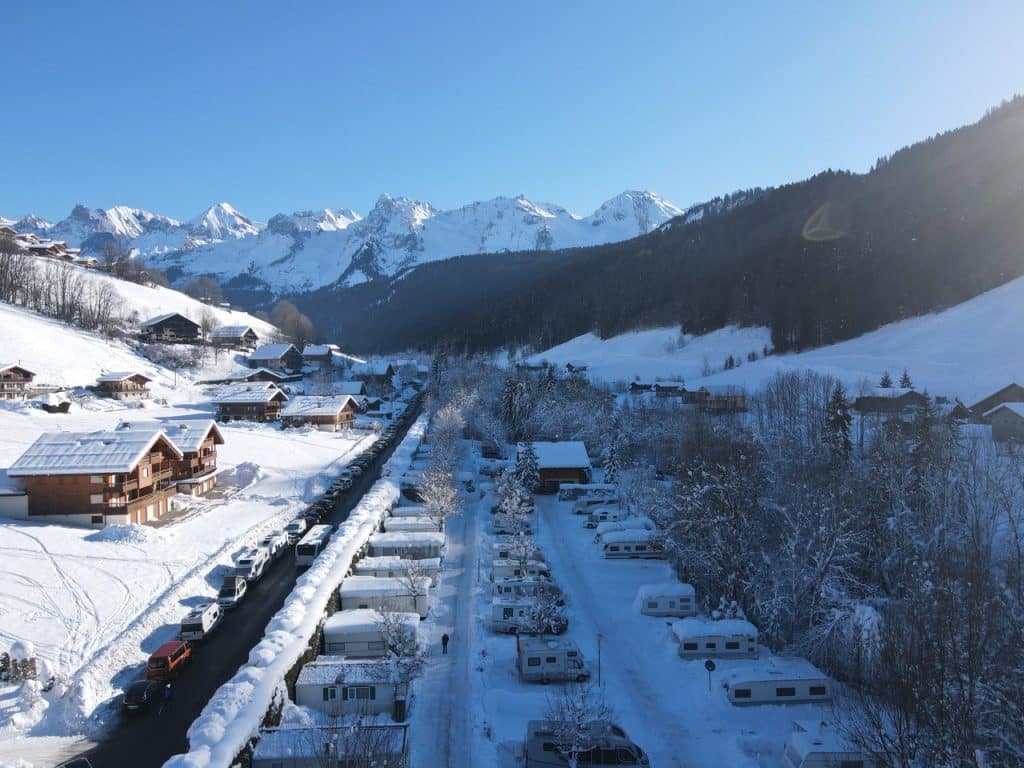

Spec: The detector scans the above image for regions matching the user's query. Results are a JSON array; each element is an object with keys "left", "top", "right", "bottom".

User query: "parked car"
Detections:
[
  {"left": 216, "top": 575, "right": 248, "bottom": 609},
  {"left": 348, "top": 465, "right": 364, "bottom": 476},
  {"left": 122, "top": 678, "right": 163, "bottom": 713},
  {"left": 284, "top": 518, "right": 309, "bottom": 543},
  {"left": 146, "top": 640, "right": 192, "bottom": 680}
]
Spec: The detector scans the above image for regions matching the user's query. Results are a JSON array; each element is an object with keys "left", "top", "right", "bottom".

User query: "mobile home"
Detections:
[
  {"left": 557, "top": 482, "right": 618, "bottom": 502},
  {"left": 672, "top": 617, "right": 758, "bottom": 659},
  {"left": 367, "top": 531, "right": 445, "bottom": 560},
  {"left": 601, "top": 529, "right": 666, "bottom": 559},
  {"left": 491, "top": 558, "right": 551, "bottom": 582},
  {"left": 491, "top": 599, "right": 568, "bottom": 635},
  {"left": 492, "top": 535, "right": 544, "bottom": 561},
  {"left": 492, "top": 513, "right": 534, "bottom": 535},
  {"left": 724, "top": 658, "right": 832, "bottom": 706},
  {"left": 337, "top": 576, "right": 431, "bottom": 619},
  {"left": 383, "top": 515, "right": 440, "bottom": 533},
  {"left": 572, "top": 496, "right": 620, "bottom": 515},
  {"left": 493, "top": 579, "right": 564, "bottom": 603},
  {"left": 516, "top": 635, "right": 590, "bottom": 683},
  {"left": 295, "top": 656, "right": 408, "bottom": 720},
  {"left": 594, "top": 516, "right": 656, "bottom": 542},
  {"left": 321, "top": 608, "right": 419, "bottom": 657},
  {"left": 635, "top": 583, "right": 697, "bottom": 618},
  {"left": 782, "top": 720, "right": 876, "bottom": 768},
  {"left": 584, "top": 506, "right": 623, "bottom": 529},
  {"left": 353, "top": 556, "right": 441, "bottom": 586}
]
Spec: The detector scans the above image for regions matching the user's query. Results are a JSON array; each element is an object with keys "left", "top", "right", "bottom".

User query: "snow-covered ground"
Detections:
[{"left": 532, "top": 272, "right": 1024, "bottom": 404}]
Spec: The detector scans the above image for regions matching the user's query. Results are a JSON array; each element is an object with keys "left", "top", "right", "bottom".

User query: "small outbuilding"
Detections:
[
  {"left": 969, "top": 382, "right": 1024, "bottom": 422},
  {"left": 520, "top": 441, "right": 592, "bottom": 493},
  {"left": 295, "top": 656, "right": 409, "bottom": 721},
  {"left": 983, "top": 402, "right": 1024, "bottom": 443}
]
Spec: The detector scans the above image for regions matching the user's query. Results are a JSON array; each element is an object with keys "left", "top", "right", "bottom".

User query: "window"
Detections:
[
  {"left": 809, "top": 685, "right": 827, "bottom": 696},
  {"left": 839, "top": 762, "right": 865, "bottom": 768},
  {"left": 608, "top": 546, "right": 620, "bottom": 552},
  {"left": 91, "top": 515, "right": 104, "bottom": 524},
  {"left": 647, "top": 601, "right": 658, "bottom": 609},
  {"left": 90, "top": 475, "right": 103, "bottom": 484},
  {"left": 90, "top": 494, "right": 103, "bottom": 505},
  {"left": 142, "top": 467, "right": 149, "bottom": 478},
  {"left": 545, "top": 656, "right": 557, "bottom": 664},
  {"left": 528, "top": 657, "right": 541, "bottom": 667},
  {"left": 705, "top": 642, "right": 717, "bottom": 650},
  {"left": 725, "top": 641, "right": 740, "bottom": 650},
  {"left": 733, "top": 688, "right": 751, "bottom": 699},
  {"left": 683, "top": 642, "right": 698, "bottom": 651},
  {"left": 367, "top": 640, "right": 386, "bottom": 651},
  {"left": 322, "top": 687, "right": 337, "bottom": 701},
  {"left": 668, "top": 600, "right": 676, "bottom": 608},
  {"left": 616, "top": 748, "right": 639, "bottom": 764},
  {"left": 776, "top": 687, "right": 796, "bottom": 697}
]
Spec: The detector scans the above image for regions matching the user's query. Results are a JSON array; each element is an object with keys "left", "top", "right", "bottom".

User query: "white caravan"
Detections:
[
  {"left": 233, "top": 547, "right": 270, "bottom": 582},
  {"left": 635, "top": 583, "right": 697, "bottom": 618},
  {"left": 724, "top": 658, "right": 832, "bottom": 705},
  {"left": 492, "top": 536, "right": 545, "bottom": 562},
  {"left": 782, "top": 720, "right": 876, "bottom": 768},
  {"left": 492, "top": 579, "right": 565, "bottom": 603},
  {"left": 601, "top": 530, "right": 666, "bottom": 559},
  {"left": 491, "top": 599, "right": 568, "bottom": 635},
  {"left": 594, "top": 516, "right": 656, "bottom": 542},
  {"left": 584, "top": 507, "right": 623, "bottom": 529},
  {"left": 672, "top": 617, "right": 758, "bottom": 659},
  {"left": 383, "top": 516, "right": 440, "bottom": 533},
  {"left": 557, "top": 482, "right": 618, "bottom": 502},
  {"left": 491, "top": 558, "right": 551, "bottom": 582},
  {"left": 353, "top": 556, "right": 442, "bottom": 586},
  {"left": 179, "top": 602, "right": 223, "bottom": 641},
  {"left": 516, "top": 636, "right": 590, "bottom": 683},
  {"left": 321, "top": 608, "right": 419, "bottom": 657},
  {"left": 572, "top": 497, "right": 620, "bottom": 515},
  {"left": 338, "top": 576, "right": 431, "bottom": 619},
  {"left": 368, "top": 531, "right": 445, "bottom": 559}
]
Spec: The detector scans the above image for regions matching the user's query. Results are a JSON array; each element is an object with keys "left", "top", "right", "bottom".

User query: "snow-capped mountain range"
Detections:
[{"left": 2, "top": 191, "right": 683, "bottom": 293}]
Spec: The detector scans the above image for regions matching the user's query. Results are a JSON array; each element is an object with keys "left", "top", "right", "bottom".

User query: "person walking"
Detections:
[
  {"left": 159, "top": 682, "right": 173, "bottom": 715},
  {"left": 441, "top": 633, "right": 449, "bottom": 655}
]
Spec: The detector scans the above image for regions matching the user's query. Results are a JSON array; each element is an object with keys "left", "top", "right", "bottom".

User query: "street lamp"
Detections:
[{"left": 597, "top": 633, "right": 603, "bottom": 687}]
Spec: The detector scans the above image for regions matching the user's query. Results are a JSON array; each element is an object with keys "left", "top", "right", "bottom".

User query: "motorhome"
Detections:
[
  {"left": 216, "top": 575, "right": 248, "bottom": 608},
  {"left": 321, "top": 608, "right": 419, "bottom": 657},
  {"left": 724, "top": 658, "right": 832, "bottom": 705},
  {"left": 367, "top": 531, "right": 445, "bottom": 559},
  {"left": 672, "top": 617, "right": 758, "bottom": 659},
  {"left": 259, "top": 529, "right": 290, "bottom": 560},
  {"left": 337, "top": 576, "right": 431, "bottom": 618},
  {"left": 491, "top": 558, "right": 551, "bottom": 582},
  {"left": 383, "top": 516, "right": 440, "bottom": 533},
  {"left": 491, "top": 599, "right": 568, "bottom": 635},
  {"left": 525, "top": 720, "right": 650, "bottom": 768},
  {"left": 295, "top": 524, "right": 334, "bottom": 567},
  {"left": 584, "top": 507, "right": 623, "bottom": 529},
  {"left": 492, "top": 536, "right": 545, "bottom": 562},
  {"left": 353, "top": 556, "right": 441, "bottom": 586},
  {"left": 284, "top": 517, "right": 308, "bottom": 544},
  {"left": 179, "top": 602, "right": 223, "bottom": 641},
  {"left": 594, "top": 517, "right": 656, "bottom": 542},
  {"left": 601, "top": 530, "right": 665, "bottom": 559},
  {"left": 572, "top": 497, "right": 620, "bottom": 515},
  {"left": 493, "top": 579, "right": 565, "bottom": 604},
  {"left": 516, "top": 636, "right": 590, "bottom": 683},
  {"left": 233, "top": 547, "right": 270, "bottom": 581},
  {"left": 635, "top": 583, "right": 697, "bottom": 618},
  {"left": 389, "top": 504, "right": 430, "bottom": 517},
  {"left": 781, "top": 720, "right": 876, "bottom": 768},
  {"left": 295, "top": 656, "right": 408, "bottom": 721},
  {"left": 492, "top": 513, "right": 534, "bottom": 535},
  {"left": 556, "top": 482, "right": 618, "bottom": 502}
]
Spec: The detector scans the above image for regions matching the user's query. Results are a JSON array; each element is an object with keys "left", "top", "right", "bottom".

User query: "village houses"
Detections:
[
  {"left": 210, "top": 325, "right": 259, "bottom": 350},
  {"left": 0, "top": 364, "right": 36, "bottom": 401}
]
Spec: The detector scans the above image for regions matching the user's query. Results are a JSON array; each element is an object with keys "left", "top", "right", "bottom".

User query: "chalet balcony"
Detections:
[{"left": 106, "top": 476, "right": 139, "bottom": 493}]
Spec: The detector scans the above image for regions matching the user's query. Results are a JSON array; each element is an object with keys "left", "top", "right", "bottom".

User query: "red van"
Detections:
[{"left": 146, "top": 640, "right": 192, "bottom": 680}]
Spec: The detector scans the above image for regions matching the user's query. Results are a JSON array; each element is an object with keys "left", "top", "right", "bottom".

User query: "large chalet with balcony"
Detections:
[
  {"left": 281, "top": 395, "right": 358, "bottom": 432},
  {"left": 7, "top": 429, "right": 183, "bottom": 526},
  {"left": 214, "top": 381, "right": 288, "bottom": 422},
  {"left": 0, "top": 364, "right": 36, "bottom": 401},
  {"left": 211, "top": 325, "right": 260, "bottom": 350},
  {"left": 248, "top": 343, "right": 303, "bottom": 373},
  {"left": 96, "top": 372, "right": 152, "bottom": 400},
  {"left": 140, "top": 312, "right": 202, "bottom": 343},
  {"left": 118, "top": 418, "right": 225, "bottom": 496}
]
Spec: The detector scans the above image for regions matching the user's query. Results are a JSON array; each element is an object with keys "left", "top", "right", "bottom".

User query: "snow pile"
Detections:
[
  {"left": 84, "top": 524, "right": 162, "bottom": 545},
  {"left": 164, "top": 415, "right": 427, "bottom": 768}
]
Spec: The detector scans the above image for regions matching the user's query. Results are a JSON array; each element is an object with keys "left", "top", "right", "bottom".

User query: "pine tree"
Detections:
[
  {"left": 825, "top": 383, "right": 853, "bottom": 464},
  {"left": 879, "top": 371, "right": 893, "bottom": 388},
  {"left": 515, "top": 441, "right": 541, "bottom": 492},
  {"left": 899, "top": 369, "right": 913, "bottom": 389}
]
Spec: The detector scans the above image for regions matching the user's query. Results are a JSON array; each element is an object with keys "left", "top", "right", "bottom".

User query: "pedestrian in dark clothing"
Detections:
[
  {"left": 159, "top": 682, "right": 173, "bottom": 715},
  {"left": 441, "top": 633, "right": 449, "bottom": 654}
]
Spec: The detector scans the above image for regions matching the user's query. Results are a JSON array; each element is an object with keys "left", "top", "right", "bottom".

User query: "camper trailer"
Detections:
[
  {"left": 492, "top": 513, "right": 534, "bottom": 535},
  {"left": 635, "top": 583, "right": 697, "bottom": 618},
  {"left": 493, "top": 579, "right": 565, "bottom": 604},
  {"left": 557, "top": 482, "right": 618, "bottom": 502},
  {"left": 383, "top": 516, "right": 441, "bottom": 533},
  {"left": 492, "top": 536, "right": 545, "bottom": 561},
  {"left": 572, "top": 497, "right": 620, "bottom": 515},
  {"left": 295, "top": 656, "right": 409, "bottom": 721},
  {"left": 491, "top": 558, "right": 551, "bottom": 582},
  {"left": 601, "top": 530, "right": 665, "bottom": 559},
  {"left": 782, "top": 720, "right": 876, "bottom": 768},
  {"left": 389, "top": 505, "right": 430, "bottom": 518},
  {"left": 179, "top": 602, "right": 223, "bottom": 642},
  {"left": 233, "top": 547, "right": 270, "bottom": 582},
  {"left": 525, "top": 720, "right": 649, "bottom": 768},
  {"left": 516, "top": 636, "right": 590, "bottom": 683},
  {"left": 672, "top": 617, "right": 758, "bottom": 659},
  {"left": 353, "top": 556, "right": 442, "bottom": 586},
  {"left": 584, "top": 507, "right": 623, "bottom": 529},
  {"left": 367, "top": 531, "right": 445, "bottom": 559},
  {"left": 321, "top": 608, "right": 419, "bottom": 657},
  {"left": 337, "top": 576, "right": 431, "bottom": 619},
  {"left": 724, "top": 658, "right": 832, "bottom": 706},
  {"left": 491, "top": 599, "right": 568, "bottom": 635},
  {"left": 594, "top": 516, "right": 656, "bottom": 542}
]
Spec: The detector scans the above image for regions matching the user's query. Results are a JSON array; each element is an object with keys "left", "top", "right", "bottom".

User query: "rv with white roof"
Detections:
[
  {"left": 781, "top": 720, "right": 876, "bottom": 768},
  {"left": 635, "top": 583, "right": 697, "bottom": 617},
  {"left": 572, "top": 496, "right": 620, "bottom": 515},
  {"left": 493, "top": 579, "right": 565, "bottom": 603},
  {"left": 179, "top": 602, "right": 222, "bottom": 641},
  {"left": 491, "top": 558, "right": 551, "bottom": 582},
  {"left": 672, "top": 617, "right": 758, "bottom": 659},
  {"left": 584, "top": 506, "right": 623, "bottom": 528},
  {"left": 724, "top": 658, "right": 832, "bottom": 705},
  {"left": 492, "top": 536, "right": 545, "bottom": 561},
  {"left": 492, "top": 513, "right": 534, "bottom": 535},
  {"left": 338, "top": 576, "right": 431, "bottom": 618},
  {"left": 383, "top": 515, "right": 440, "bottom": 533},
  {"left": 367, "top": 531, "right": 445, "bottom": 559},
  {"left": 556, "top": 482, "right": 618, "bottom": 502},
  {"left": 601, "top": 529, "right": 665, "bottom": 559},
  {"left": 516, "top": 636, "right": 589, "bottom": 683},
  {"left": 321, "top": 608, "right": 419, "bottom": 657},
  {"left": 353, "top": 556, "right": 441, "bottom": 585},
  {"left": 491, "top": 599, "right": 568, "bottom": 635},
  {"left": 594, "top": 516, "right": 656, "bottom": 542},
  {"left": 233, "top": 547, "right": 269, "bottom": 582}
]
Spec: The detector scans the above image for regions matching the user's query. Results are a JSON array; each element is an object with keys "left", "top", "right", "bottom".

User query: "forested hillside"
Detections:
[{"left": 304, "top": 96, "right": 1024, "bottom": 354}]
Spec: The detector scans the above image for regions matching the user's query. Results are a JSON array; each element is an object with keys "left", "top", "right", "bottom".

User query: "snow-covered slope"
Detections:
[
  {"left": 6, "top": 190, "right": 682, "bottom": 294},
  {"left": 532, "top": 273, "right": 1024, "bottom": 403}
]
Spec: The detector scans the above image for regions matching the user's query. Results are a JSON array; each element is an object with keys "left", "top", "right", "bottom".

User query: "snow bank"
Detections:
[
  {"left": 163, "top": 415, "right": 427, "bottom": 768},
  {"left": 84, "top": 524, "right": 162, "bottom": 545}
]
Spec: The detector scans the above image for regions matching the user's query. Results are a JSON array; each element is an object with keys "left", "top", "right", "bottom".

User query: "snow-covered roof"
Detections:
[
  {"left": 338, "top": 575, "right": 430, "bottom": 598},
  {"left": 211, "top": 325, "right": 255, "bottom": 338},
  {"left": 302, "top": 343, "right": 332, "bottom": 357},
  {"left": 788, "top": 721, "right": 865, "bottom": 759},
  {"left": 982, "top": 402, "right": 1024, "bottom": 419},
  {"left": 281, "top": 395, "right": 357, "bottom": 418},
  {"left": 0, "top": 363, "right": 35, "bottom": 376},
  {"left": 296, "top": 656, "right": 401, "bottom": 686},
  {"left": 140, "top": 312, "right": 195, "bottom": 327},
  {"left": 351, "top": 360, "right": 394, "bottom": 376},
  {"left": 671, "top": 617, "right": 757, "bottom": 641},
  {"left": 368, "top": 531, "right": 445, "bottom": 547},
  {"left": 636, "top": 583, "right": 695, "bottom": 601},
  {"left": 96, "top": 371, "right": 151, "bottom": 384},
  {"left": 334, "top": 381, "right": 367, "bottom": 395},
  {"left": 322, "top": 608, "right": 418, "bottom": 635},
  {"left": 249, "top": 343, "right": 298, "bottom": 361},
  {"left": 863, "top": 386, "right": 916, "bottom": 398},
  {"left": 230, "top": 367, "right": 287, "bottom": 381},
  {"left": 520, "top": 441, "right": 592, "bottom": 470},
  {"left": 253, "top": 724, "right": 408, "bottom": 761},
  {"left": 9, "top": 429, "right": 182, "bottom": 476},
  {"left": 214, "top": 381, "right": 288, "bottom": 404},
  {"left": 356, "top": 556, "right": 441, "bottom": 570},
  {"left": 725, "top": 656, "right": 828, "bottom": 685},
  {"left": 601, "top": 529, "right": 660, "bottom": 545},
  {"left": 116, "top": 418, "right": 224, "bottom": 453}
]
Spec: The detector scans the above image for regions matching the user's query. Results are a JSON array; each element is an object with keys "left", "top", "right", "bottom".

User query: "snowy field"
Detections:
[{"left": 532, "top": 272, "right": 1024, "bottom": 403}]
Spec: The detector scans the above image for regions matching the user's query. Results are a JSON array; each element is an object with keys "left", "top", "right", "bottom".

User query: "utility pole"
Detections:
[{"left": 597, "top": 633, "right": 603, "bottom": 687}]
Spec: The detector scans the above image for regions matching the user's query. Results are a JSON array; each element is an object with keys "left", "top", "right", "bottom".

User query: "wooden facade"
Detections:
[
  {"left": 969, "top": 383, "right": 1024, "bottom": 423},
  {"left": 248, "top": 343, "right": 303, "bottom": 372},
  {"left": 96, "top": 373, "right": 152, "bottom": 400},
  {"left": 987, "top": 405, "right": 1024, "bottom": 443},
  {"left": 140, "top": 313, "right": 201, "bottom": 343},
  {"left": 0, "top": 364, "right": 36, "bottom": 401},
  {"left": 211, "top": 326, "right": 259, "bottom": 350},
  {"left": 281, "top": 396, "right": 357, "bottom": 431}
]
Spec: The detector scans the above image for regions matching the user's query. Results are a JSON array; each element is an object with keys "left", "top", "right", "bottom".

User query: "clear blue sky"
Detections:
[{"left": 2, "top": 1, "right": 1022, "bottom": 222}]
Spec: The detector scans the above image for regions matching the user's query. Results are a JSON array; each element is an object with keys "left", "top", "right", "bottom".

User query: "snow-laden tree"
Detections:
[
  {"left": 879, "top": 371, "right": 893, "bottom": 388},
  {"left": 419, "top": 460, "right": 461, "bottom": 530},
  {"left": 515, "top": 441, "right": 541, "bottom": 493},
  {"left": 376, "top": 609, "right": 426, "bottom": 683},
  {"left": 543, "top": 685, "right": 614, "bottom": 768},
  {"left": 824, "top": 382, "right": 853, "bottom": 466}
]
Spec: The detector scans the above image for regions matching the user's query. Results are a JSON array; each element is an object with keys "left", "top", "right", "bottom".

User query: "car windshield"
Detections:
[{"left": 218, "top": 586, "right": 236, "bottom": 597}]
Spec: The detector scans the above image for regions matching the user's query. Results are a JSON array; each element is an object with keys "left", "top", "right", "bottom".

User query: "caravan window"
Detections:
[
  {"left": 839, "top": 762, "right": 865, "bottom": 768},
  {"left": 367, "top": 640, "right": 386, "bottom": 651},
  {"left": 683, "top": 642, "right": 698, "bottom": 651},
  {"left": 322, "top": 687, "right": 337, "bottom": 701},
  {"left": 776, "top": 687, "right": 796, "bottom": 697},
  {"left": 528, "top": 657, "right": 541, "bottom": 667},
  {"left": 725, "top": 641, "right": 740, "bottom": 650},
  {"left": 344, "top": 686, "right": 375, "bottom": 700},
  {"left": 705, "top": 642, "right": 717, "bottom": 650},
  {"left": 668, "top": 600, "right": 676, "bottom": 608},
  {"left": 647, "top": 601, "right": 658, "bottom": 609},
  {"left": 609, "top": 546, "right": 620, "bottom": 552},
  {"left": 635, "top": 545, "right": 646, "bottom": 552},
  {"left": 733, "top": 688, "right": 751, "bottom": 699},
  {"left": 809, "top": 685, "right": 827, "bottom": 696},
  {"left": 546, "top": 656, "right": 557, "bottom": 663}
]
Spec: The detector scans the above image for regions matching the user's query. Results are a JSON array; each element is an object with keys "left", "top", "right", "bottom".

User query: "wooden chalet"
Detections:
[
  {"left": 520, "top": 441, "right": 592, "bottom": 494},
  {"left": 654, "top": 381, "right": 686, "bottom": 397},
  {"left": 350, "top": 360, "right": 396, "bottom": 385},
  {"left": 852, "top": 387, "right": 929, "bottom": 417},
  {"left": 969, "top": 383, "right": 1024, "bottom": 423},
  {"left": 0, "top": 224, "right": 17, "bottom": 237},
  {"left": 211, "top": 325, "right": 259, "bottom": 350},
  {"left": 117, "top": 418, "right": 224, "bottom": 495},
  {"left": 140, "top": 312, "right": 201, "bottom": 343},
  {"left": 684, "top": 385, "right": 747, "bottom": 413},
  {"left": 983, "top": 403, "right": 1024, "bottom": 443},
  {"left": 8, "top": 429, "right": 183, "bottom": 526},
  {"left": 248, "top": 343, "right": 303, "bottom": 373},
  {"left": 281, "top": 395, "right": 358, "bottom": 432},
  {"left": 302, "top": 344, "right": 334, "bottom": 369},
  {"left": 214, "top": 382, "right": 288, "bottom": 422},
  {"left": 629, "top": 381, "right": 654, "bottom": 394},
  {"left": 96, "top": 372, "right": 152, "bottom": 401},
  {"left": 0, "top": 364, "right": 36, "bottom": 401},
  {"left": 334, "top": 380, "right": 367, "bottom": 397}
]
